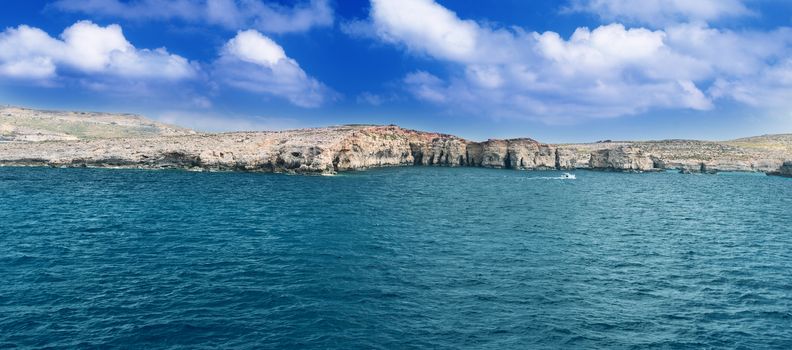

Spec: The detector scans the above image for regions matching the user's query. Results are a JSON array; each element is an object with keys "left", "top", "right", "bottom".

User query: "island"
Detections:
[{"left": 2, "top": 106, "right": 791, "bottom": 176}]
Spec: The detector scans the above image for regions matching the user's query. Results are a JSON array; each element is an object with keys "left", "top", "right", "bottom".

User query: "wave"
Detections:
[{"left": 523, "top": 176, "right": 576, "bottom": 180}]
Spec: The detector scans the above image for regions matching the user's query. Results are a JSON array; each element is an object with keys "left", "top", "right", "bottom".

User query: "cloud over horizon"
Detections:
[{"left": 361, "top": 0, "right": 792, "bottom": 123}]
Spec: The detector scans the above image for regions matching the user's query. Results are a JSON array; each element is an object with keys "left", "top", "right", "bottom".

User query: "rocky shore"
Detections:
[
  {"left": 2, "top": 106, "right": 791, "bottom": 176},
  {"left": 769, "top": 161, "right": 792, "bottom": 177}
]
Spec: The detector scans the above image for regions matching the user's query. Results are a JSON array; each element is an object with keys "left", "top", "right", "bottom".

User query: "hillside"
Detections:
[{"left": 0, "top": 106, "right": 194, "bottom": 142}]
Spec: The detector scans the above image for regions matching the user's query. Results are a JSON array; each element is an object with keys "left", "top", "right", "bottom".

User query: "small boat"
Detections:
[{"left": 561, "top": 172, "right": 576, "bottom": 179}]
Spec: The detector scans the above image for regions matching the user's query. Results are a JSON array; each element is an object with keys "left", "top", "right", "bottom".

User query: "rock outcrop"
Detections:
[
  {"left": 769, "top": 161, "right": 792, "bottom": 177},
  {"left": 2, "top": 107, "right": 792, "bottom": 175}
]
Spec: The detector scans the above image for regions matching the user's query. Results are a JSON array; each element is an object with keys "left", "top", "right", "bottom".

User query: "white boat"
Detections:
[{"left": 561, "top": 172, "right": 576, "bottom": 179}]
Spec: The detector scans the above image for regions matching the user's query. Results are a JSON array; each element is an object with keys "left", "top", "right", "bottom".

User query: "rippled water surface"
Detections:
[{"left": 1, "top": 167, "right": 791, "bottom": 349}]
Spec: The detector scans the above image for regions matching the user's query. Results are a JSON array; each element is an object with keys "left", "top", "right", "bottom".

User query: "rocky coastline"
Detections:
[{"left": 2, "top": 106, "right": 791, "bottom": 176}]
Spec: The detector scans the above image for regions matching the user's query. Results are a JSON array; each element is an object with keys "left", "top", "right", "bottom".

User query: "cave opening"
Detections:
[{"left": 413, "top": 151, "right": 423, "bottom": 165}]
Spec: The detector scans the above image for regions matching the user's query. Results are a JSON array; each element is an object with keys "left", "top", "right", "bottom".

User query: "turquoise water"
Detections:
[{"left": 1, "top": 167, "right": 791, "bottom": 349}]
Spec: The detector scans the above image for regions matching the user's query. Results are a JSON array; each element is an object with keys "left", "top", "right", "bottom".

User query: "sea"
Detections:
[{"left": 1, "top": 166, "right": 790, "bottom": 349}]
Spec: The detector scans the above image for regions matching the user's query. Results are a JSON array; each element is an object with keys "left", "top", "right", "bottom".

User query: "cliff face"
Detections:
[
  {"left": 1, "top": 107, "right": 791, "bottom": 175},
  {"left": 472, "top": 139, "right": 556, "bottom": 170},
  {"left": 589, "top": 147, "right": 654, "bottom": 171}
]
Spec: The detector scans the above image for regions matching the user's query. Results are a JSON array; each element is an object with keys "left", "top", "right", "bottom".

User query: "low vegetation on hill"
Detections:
[{"left": 0, "top": 106, "right": 193, "bottom": 142}]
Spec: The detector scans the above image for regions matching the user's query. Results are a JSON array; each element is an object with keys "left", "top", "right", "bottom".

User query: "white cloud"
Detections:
[
  {"left": 370, "top": 0, "right": 478, "bottom": 61},
  {"left": 364, "top": 0, "right": 792, "bottom": 122},
  {"left": 404, "top": 71, "right": 447, "bottom": 103},
  {"left": 0, "top": 26, "right": 64, "bottom": 80},
  {"left": 247, "top": 0, "right": 334, "bottom": 34},
  {"left": 52, "top": 0, "right": 334, "bottom": 34},
  {"left": 565, "top": 0, "right": 751, "bottom": 27},
  {"left": 0, "top": 21, "right": 197, "bottom": 81},
  {"left": 0, "top": 58, "right": 56, "bottom": 80},
  {"left": 206, "top": 0, "right": 243, "bottom": 28},
  {"left": 662, "top": 24, "right": 792, "bottom": 110},
  {"left": 710, "top": 59, "right": 792, "bottom": 108},
  {"left": 535, "top": 25, "right": 664, "bottom": 70},
  {"left": 213, "top": 30, "right": 331, "bottom": 108},
  {"left": 664, "top": 24, "right": 792, "bottom": 77},
  {"left": 368, "top": 0, "right": 527, "bottom": 65},
  {"left": 223, "top": 30, "right": 286, "bottom": 67}
]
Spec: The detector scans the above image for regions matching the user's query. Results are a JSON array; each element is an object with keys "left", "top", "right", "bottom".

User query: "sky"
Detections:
[{"left": 1, "top": 0, "right": 792, "bottom": 142}]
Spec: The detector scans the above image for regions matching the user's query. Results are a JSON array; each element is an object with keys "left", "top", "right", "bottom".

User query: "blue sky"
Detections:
[{"left": 1, "top": 0, "right": 792, "bottom": 142}]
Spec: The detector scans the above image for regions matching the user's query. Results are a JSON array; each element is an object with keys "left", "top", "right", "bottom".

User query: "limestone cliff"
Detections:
[
  {"left": 1, "top": 107, "right": 791, "bottom": 175},
  {"left": 589, "top": 146, "right": 654, "bottom": 171}
]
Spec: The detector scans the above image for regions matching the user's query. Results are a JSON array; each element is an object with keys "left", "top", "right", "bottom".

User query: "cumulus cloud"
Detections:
[
  {"left": 0, "top": 21, "right": 197, "bottom": 82},
  {"left": 368, "top": 0, "right": 526, "bottom": 65},
  {"left": 370, "top": 0, "right": 478, "bottom": 62},
  {"left": 51, "top": 0, "right": 334, "bottom": 34},
  {"left": 362, "top": 0, "right": 792, "bottom": 122},
  {"left": 565, "top": 0, "right": 751, "bottom": 27},
  {"left": 213, "top": 30, "right": 331, "bottom": 107}
]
